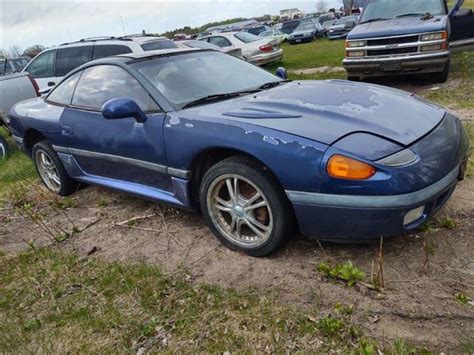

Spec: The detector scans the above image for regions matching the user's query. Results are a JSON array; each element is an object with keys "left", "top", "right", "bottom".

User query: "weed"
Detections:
[
  {"left": 317, "top": 261, "right": 366, "bottom": 287},
  {"left": 96, "top": 197, "right": 108, "bottom": 208},
  {"left": 317, "top": 316, "right": 344, "bottom": 337},
  {"left": 456, "top": 292, "right": 471, "bottom": 305}
]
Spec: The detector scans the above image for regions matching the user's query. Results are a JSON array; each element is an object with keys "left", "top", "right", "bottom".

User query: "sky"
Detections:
[{"left": 0, "top": 0, "right": 343, "bottom": 50}]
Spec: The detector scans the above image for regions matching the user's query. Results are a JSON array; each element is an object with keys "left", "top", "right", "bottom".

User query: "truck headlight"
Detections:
[
  {"left": 346, "top": 51, "right": 364, "bottom": 57},
  {"left": 346, "top": 40, "right": 365, "bottom": 48},
  {"left": 421, "top": 32, "right": 447, "bottom": 41}
]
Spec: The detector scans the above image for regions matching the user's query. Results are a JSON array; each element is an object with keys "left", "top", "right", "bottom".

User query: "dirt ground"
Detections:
[{"left": 1, "top": 101, "right": 473, "bottom": 352}]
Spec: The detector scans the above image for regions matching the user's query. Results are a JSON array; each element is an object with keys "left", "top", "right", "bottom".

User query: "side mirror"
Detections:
[
  {"left": 276, "top": 67, "right": 288, "bottom": 79},
  {"left": 102, "top": 98, "right": 147, "bottom": 123}
]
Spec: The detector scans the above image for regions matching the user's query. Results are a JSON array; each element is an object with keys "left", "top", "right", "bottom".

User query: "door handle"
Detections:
[
  {"left": 61, "top": 127, "right": 73, "bottom": 136},
  {"left": 48, "top": 81, "right": 56, "bottom": 87}
]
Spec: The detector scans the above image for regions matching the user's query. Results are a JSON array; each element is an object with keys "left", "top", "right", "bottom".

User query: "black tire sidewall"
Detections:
[
  {"left": 32, "top": 141, "right": 77, "bottom": 196},
  {"left": 200, "top": 157, "right": 294, "bottom": 257},
  {"left": 0, "top": 135, "right": 9, "bottom": 161}
]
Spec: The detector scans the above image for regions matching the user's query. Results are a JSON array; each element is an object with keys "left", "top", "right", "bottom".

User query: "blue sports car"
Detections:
[{"left": 7, "top": 48, "right": 470, "bottom": 256}]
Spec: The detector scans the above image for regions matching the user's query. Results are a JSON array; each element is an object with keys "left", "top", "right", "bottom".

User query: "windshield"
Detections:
[
  {"left": 281, "top": 21, "right": 300, "bottom": 33},
  {"left": 132, "top": 51, "right": 279, "bottom": 108},
  {"left": 234, "top": 32, "right": 260, "bottom": 43},
  {"left": 336, "top": 16, "right": 358, "bottom": 25},
  {"left": 11, "top": 58, "right": 29, "bottom": 70},
  {"left": 295, "top": 23, "right": 315, "bottom": 31},
  {"left": 360, "top": 0, "right": 445, "bottom": 23}
]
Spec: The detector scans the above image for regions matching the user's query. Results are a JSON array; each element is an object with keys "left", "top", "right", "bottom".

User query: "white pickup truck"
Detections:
[{"left": 0, "top": 69, "right": 40, "bottom": 160}]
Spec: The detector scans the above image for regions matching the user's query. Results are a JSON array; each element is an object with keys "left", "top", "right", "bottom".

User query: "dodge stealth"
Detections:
[{"left": 7, "top": 48, "right": 470, "bottom": 256}]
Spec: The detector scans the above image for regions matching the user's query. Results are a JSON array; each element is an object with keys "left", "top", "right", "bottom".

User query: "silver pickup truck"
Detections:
[{"left": 0, "top": 69, "right": 39, "bottom": 160}]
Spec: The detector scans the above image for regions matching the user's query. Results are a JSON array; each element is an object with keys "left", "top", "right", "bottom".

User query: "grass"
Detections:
[
  {"left": 0, "top": 129, "right": 35, "bottom": 199},
  {"left": 267, "top": 38, "right": 345, "bottom": 72},
  {"left": 0, "top": 247, "right": 381, "bottom": 353},
  {"left": 424, "top": 52, "right": 474, "bottom": 109}
]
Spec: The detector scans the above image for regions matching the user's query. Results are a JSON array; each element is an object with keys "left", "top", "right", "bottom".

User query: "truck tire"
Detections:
[
  {"left": 432, "top": 60, "right": 450, "bottom": 83},
  {"left": 0, "top": 135, "right": 9, "bottom": 161}
]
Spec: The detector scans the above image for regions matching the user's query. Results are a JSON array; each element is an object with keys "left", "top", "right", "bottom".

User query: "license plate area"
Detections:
[{"left": 380, "top": 61, "right": 400, "bottom": 72}]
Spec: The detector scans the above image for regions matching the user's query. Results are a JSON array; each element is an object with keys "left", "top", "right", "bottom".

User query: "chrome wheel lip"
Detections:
[
  {"left": 207, "top": 174, "right": 274, "bottom": 249},
  {"left": 35, "top": 150, "right": 61, "bottom": 193}
]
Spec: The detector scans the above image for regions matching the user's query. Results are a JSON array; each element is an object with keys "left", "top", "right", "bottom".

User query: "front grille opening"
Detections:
[
  {"left": 367, "top": 47, "right": 418, "bottom": 56},
  {"left": 367, "top": 35, "right": 418, "bottom": 46}
]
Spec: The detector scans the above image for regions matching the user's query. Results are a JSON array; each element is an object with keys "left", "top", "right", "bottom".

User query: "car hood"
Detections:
[
  {"left": 290, "top": 29, "right": 314, "bottom": 36},
  {"left": 184, "top": 80, "right": 446, "bottom": 146},
  {"left": 348, "top": 15, "right": 447, "bottom": 39}
]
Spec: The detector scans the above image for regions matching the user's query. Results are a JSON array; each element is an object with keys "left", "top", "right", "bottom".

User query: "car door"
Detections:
[
  {"left": 22, "top": 49, "right": 56, "bottom": 90},
  {"left": 58, "top": 64, "right": 170, "bottom": 190},
  {"left": 449, "top": 0, "right": 474, "bottom": 51}
]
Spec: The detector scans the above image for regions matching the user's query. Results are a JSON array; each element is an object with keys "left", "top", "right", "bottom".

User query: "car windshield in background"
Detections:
[
  {"left": 336, "top": 16, "right": 358, "bottom": 25},
  {"left": 247, "top": 26, "right": 266, "bottom": 36},
  {"left": 132, "top": 51, "right": 279, "bottom": 108},
  {"left": 295, "top": 23, "right": 315, "bottom": 31},
  {"left": 234, "top": 32, "right": 260, "bottom": 43},
  {"left": 281, "top": 21, "right": 300, "bottom": 34},
  {"left": 11, "top": 58, "right": 30, "bottom": 71},
  {"left": 360, "top": 0, "right": 445, "bottom": 23},
  {"left": 141, "top": 40, "right": 178, "bottom": 51}
]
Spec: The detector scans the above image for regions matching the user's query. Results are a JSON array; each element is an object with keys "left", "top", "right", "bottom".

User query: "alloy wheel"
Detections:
[
  {"left": 207, "top": 174, "right": 273, "bottom": 248},
  {"left": 35, "top": 150, "right": 61, "bottom": 192}
]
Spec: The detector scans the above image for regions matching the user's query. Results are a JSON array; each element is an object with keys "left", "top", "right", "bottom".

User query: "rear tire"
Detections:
[
  {"left": 200, "top": 156, "right": 295, "bottom": 257},
  {"left": 0, "top": 135, "right": 9, "bottom": 161},
  {"left": 32, "top": 141, "right": 78, "bottom": 196}
]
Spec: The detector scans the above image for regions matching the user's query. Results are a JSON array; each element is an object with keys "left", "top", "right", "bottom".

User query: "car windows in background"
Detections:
[
  {"left": 71, "top": 65, "right": 157, "bottom": 111},
  {"left": 56, "top": 46, "right": 92, "bottom": 77},
  {"left": 25, "top": 50, "right": 55, "bottom": 78},
  {"left": 46, "top": 71, "right": 82, "bottom": 105},
  {"left": 208, "top": 36, "right": 232, "bottom": 47},
  {"left": 92, "top": 45, "right": 132, "bottom": 60},
  {"left": 141, "top": 40, "right": 178, "bottom": 51},
  {"left": 234, "top": 32, "right": 260, "bottom": 43}
]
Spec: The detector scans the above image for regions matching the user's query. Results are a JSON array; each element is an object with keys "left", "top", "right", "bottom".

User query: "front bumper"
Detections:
[
  {"left": 343, "top": 50, "right": 450, "bottom": 77},
  {"left": 248, "top": 49, "right": 283, "bottom": 66},
  {"left": 327, "top": 32, "right": 349, "bottom": 40},
  {"left": 288, "top": 35, "right": 313, "bottom": 44},
  {"left": 287, "top": 164, "right": 465, "bottom": 242}
]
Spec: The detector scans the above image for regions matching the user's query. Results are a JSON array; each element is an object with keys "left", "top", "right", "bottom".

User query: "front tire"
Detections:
[
  {"left": 0, "top": 135, "right": 9, "bottom": 161},
  {"left": 32, "top": 141, "right": 78, "bottom": 196},
  {"left": 200, "top": 156, "right": 295, "bottom": 257},
  {"left": 432, "top": 60, "right": 450, "bottom": 83}
]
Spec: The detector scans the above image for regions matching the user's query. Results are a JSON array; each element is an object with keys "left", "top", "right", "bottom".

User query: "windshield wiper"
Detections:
[
  {"left": 257, "top": 79, "right": 292, "bottom": 90},
  {"left": 396, "top": 12, "right": 433, "bottom": 19},
  {"left": 360, "top": 17, "right": 389, "bottom": 24},
  {"left": 181, "top": 90, "right": 260, "bottom": 109}
]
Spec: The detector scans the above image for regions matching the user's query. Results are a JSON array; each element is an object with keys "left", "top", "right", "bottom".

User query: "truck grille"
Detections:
[
  {"left": 367, "top": 47, "right": 418, "bottom": 56},
  {"left": 367, "top": 35, "right": 418, "bottom": 46}
]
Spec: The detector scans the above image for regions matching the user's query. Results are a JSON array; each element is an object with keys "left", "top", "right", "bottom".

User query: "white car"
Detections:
[
  {"left": 22, "top": 35, "right": 178, "bottom": 91},
  {"left": 176, "top": 40, "right": 244, "bottom": 60},
  {"left": 198, "top": 32, "right": 283, "bottom": 66}
]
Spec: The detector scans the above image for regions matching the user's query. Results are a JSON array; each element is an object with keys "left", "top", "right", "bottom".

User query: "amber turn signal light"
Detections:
[{"left": 327, "top": 155, "right": 376, "bottom": 180}]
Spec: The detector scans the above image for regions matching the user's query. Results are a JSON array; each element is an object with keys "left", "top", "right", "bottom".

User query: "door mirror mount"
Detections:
[{"left": 102, "top": 98, "right": 147, "bottom": 123}]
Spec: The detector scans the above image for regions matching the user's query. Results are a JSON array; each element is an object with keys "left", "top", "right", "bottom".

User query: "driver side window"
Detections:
[
  {"left": 71, "top": 65, "right": 160, "bottom": 112},
  {"left": 208, "top": 36, "right": 232, "bottom": 48}
]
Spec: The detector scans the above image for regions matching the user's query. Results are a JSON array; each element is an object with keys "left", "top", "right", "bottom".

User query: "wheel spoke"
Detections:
[
  {"left": 245, "top": 200, "right": 267, "bottom": 211},
  {"left": 49, "top": 173, "right": 61, "bottom": 185},
  {"left": 229, "top": 216, "right": 237, "bottom": 233},
  {"left": 235, "top": 219, "right": 245, "bottom": 239},
  {"left": 226, "top": 178, "right": 235, "bottom": 201},
  {"left": 215, "top": 196, "right": 232, "bottom": 209},
  {"left": 243, "top": 191, "right": 261, "bottom": 207},
  {"left": 247, "top": 217, "right": 270, "bottom": 232},
  {"left": 244, "top": 218, "right": 267, "bottom": 238}
]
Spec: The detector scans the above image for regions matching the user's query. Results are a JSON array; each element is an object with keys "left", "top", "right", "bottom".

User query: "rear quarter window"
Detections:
[
  {"left": 92, "top": 45, "right": 132, "bottom": 59},
  {"left": 46, "top": 71, "right": 82, "bottom": 106},
  {"left": 55, "top": 46, "right": 93, "bottom": 77},
  {"left": 141, "top": 40, "right": 178, "bottom": 51}
]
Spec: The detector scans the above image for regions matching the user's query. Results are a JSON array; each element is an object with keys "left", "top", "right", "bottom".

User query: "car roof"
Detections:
[
  {"left": 115, "top": 47, "right": 207, "bottom": 61},
  {"left": 57, "top": 35, "right": 170, "bottom": 48}
]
